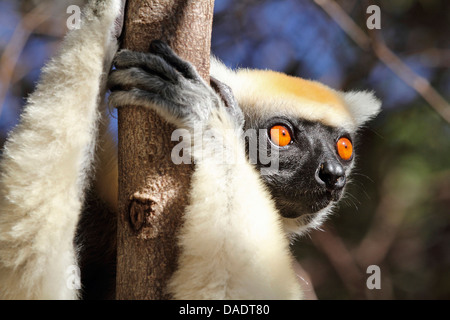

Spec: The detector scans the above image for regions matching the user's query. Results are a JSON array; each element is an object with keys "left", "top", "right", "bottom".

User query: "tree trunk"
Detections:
[{"left": 116, "top": 0, "right": 214, "bottom": 300}]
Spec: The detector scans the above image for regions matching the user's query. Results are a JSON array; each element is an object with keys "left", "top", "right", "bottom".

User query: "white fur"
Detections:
[
  {"left": 167, "top": 109, "right": 302, "bottom": 299},
  {"left": 0, "top": 0, "right": 122, "bottom": 299}
]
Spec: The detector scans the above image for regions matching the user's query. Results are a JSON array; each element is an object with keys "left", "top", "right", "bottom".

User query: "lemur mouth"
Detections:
[{"left": 278, "top": 189, "right": 342, "bottom": 219}]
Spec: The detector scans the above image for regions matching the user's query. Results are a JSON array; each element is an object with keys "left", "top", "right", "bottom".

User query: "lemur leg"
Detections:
[
  {"left": 108, "top": 42, "right": 302, "bottom": 299},
  {"left": 0, "top": 0, "right": 124, "bottom": 299}
]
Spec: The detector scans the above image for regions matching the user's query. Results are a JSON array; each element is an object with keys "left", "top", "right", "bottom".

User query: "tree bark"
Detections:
[{"left": 116, "top": 0, "right": 214, "bottom": 300}]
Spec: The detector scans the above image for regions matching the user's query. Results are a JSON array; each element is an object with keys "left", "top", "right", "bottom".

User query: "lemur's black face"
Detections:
[{"left": 247, "top": 117, "right": 355, "bottom": 219}]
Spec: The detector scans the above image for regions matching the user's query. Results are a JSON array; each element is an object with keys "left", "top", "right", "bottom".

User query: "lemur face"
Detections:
[
  {"left": 210, "top": 58, "right": 380, "bottom": 229},
  {"left": 249, "top": 117, "right": 354, "bottom": 219},
  {"left": 228, "top": 70, "right": 359, "bottom": 220}
]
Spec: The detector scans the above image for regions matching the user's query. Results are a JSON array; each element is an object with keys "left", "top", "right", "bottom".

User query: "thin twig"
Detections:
[
  {"left": 314, "top": 0, "right": 450, "bottom": 123},
  {"left": 353, "top": 193, "right": 407, "bottom": 267},
  {"left": 371, "top": 33, "right": 450, "bottom": 123},
  {"left": 314, "top": 0, "right": 371, "bottom": 50},
  {"left": 0, "top": 2, "right": 53, "bottom": 113},
  {"left": 311, "top": 227, "right": 366, "bottom": 299}
]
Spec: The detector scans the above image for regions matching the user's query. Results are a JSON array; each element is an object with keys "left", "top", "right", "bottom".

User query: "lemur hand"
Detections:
[{"left": 108, "top": 41, "right": 243, "bottom": 131}]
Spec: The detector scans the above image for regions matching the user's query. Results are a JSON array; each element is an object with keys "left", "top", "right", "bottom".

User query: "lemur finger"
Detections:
[
  {"left": 113, "top": 50, "right": 180, "bottom": 83},
  {"left": 108, "top": 67, "right": 169, "bottom": 94},
  {"left": 210, "top": 76, "right": 245, "bottom": 128},
  {"left": 149, "top": 40, "right": 201, "bottom": 81},
  {"left": 109, "top": 89, "right": 190, "bottom": 124}
]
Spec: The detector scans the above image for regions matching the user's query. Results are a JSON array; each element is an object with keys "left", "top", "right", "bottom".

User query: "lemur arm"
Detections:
[
  {"left": 108, "top": 41, "right": 302, "bottom": 299},
  {"left": 0, "top": 0, "right": 123, "bottom": 299}
]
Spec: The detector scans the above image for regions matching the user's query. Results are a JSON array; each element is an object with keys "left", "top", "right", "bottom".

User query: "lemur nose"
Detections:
[{"left": 316, "top": 161, "right": 346, "bottom": 190}]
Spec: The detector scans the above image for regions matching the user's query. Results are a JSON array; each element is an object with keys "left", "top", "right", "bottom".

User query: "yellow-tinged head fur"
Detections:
[
  {"left": 248, "top": 70, "right": 343, "bottom": 107},
  {"left": 235, "top": 69, "right": 353, "bottom": 127},
  {"left": 210, "top": 57, "right": 381, "bottom": 132}
]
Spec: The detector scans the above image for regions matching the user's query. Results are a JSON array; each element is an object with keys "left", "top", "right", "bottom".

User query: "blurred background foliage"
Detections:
[{"left": 0, "top": 0, "right": 449, "bottom": 299}]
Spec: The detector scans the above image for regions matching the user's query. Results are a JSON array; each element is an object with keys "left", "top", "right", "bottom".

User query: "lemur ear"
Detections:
[
  {"left": 210, "top": 76, "right": 245, "bottom": 128},
  {"left": 342, "top": 91, "right": 381, "bottom": 127}
]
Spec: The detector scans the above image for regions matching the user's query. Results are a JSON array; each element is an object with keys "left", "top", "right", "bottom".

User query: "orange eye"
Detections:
[
  {"left": 270, "top": 125, "right": 292, "bottom": 147},
  {"left": 337, "top": 137, "right": 353, "bottom": 160}
]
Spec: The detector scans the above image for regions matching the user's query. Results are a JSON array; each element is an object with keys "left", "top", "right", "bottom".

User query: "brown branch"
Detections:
[
  {"left": 116, "top": 0, "right": 214, "bottom": 300},
  {"left": 313, "top": 0, "right": 450, "bottom": 124}
]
